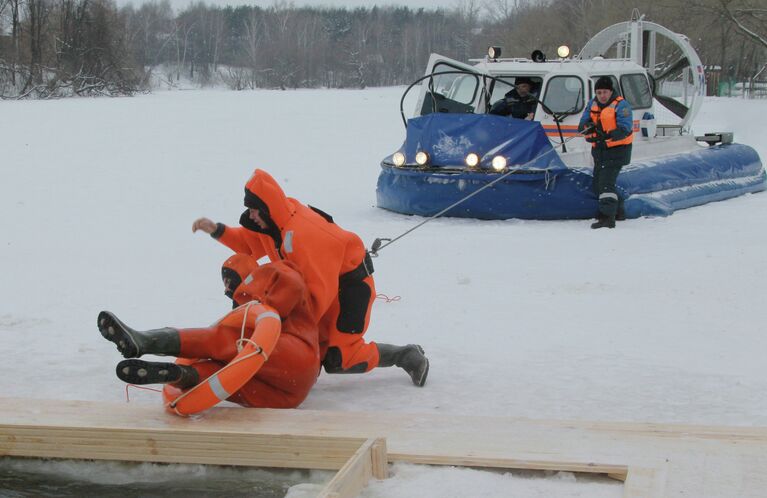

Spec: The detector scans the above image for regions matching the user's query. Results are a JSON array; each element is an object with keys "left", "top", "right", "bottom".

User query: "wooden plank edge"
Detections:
[
  {"left": 370, "top": 438, "right": 388, "bottom": 480},
  {"left": 318, "top": 437, "right": 388, "bottom": 498},
  {"left": 387, "top": 452, "right": 628, "bottom": 477}
]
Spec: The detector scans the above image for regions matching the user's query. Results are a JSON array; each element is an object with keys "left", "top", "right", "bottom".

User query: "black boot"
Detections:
[
  {"left": 98, "top": 311, "right": 180, "bottom": 358},
  {"left": 616, "top": 204, "right": 627, "bottom": 221},
  {"left": 116, "top": 359, "right": 199, "bottom": 388},
  {"left": 590, "top": 216, "right": 616, "bottom": 229},
  {"left": 376, "top": 343, "right": 429, "bottom": 387}
]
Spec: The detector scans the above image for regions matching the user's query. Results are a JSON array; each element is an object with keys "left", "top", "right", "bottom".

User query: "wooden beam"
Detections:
[
  {"left": 370, "top": 438, "right": 388, "bottom": 479},
  {"left": 389, "top": 453, "right": 627, "bottom": 476},
  {"left": 1, "top": 425, "right": 368, "bottom": 470},
  {"left": 318, "top": 438, "right": 387, "bottom": 498}
]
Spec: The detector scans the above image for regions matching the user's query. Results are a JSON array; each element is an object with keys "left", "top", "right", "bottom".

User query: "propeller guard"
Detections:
[{"left": 578, "top": 13, "right": 705, "bottom": 131}]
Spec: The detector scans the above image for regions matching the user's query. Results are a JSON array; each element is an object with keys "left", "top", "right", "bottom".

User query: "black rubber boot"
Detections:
[
  {"left": 590, "top": 216, "right": 616, "bottom": 229},
  {"left": 616, "top": 204, "right": 627, "bottom": 221},
  {"left": 376, "top": 343, "right": 429, "bottom": 387},
  {"left": 98, "top": 311, "right": 180, "bottom": 358},
  {"left": 116, "top": 359, "right": 199, "bottom": 388}
]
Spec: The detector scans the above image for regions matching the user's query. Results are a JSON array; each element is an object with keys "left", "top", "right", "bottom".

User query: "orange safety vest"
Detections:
[{"left": 589, "top": 96, "right": 634, "bottom": 148}]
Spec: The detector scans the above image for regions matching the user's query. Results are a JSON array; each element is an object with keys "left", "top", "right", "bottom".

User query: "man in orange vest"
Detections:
[
  {"left": 98, "top": 256, "right": 321, "bottom": 408},
  {"left": 578, "top": 76, "right": 634, "bottom": 229},
  {"left": 192, "top": 169, "right": 429, "bottom": 386}
]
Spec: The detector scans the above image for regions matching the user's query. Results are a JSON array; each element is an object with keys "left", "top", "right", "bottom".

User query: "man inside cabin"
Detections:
[
  {"left": 578, "top": 76, "right": 634, "bottom": 229},
  {"left": 489, "top": 77, "right": 538, "bottom": 120}
]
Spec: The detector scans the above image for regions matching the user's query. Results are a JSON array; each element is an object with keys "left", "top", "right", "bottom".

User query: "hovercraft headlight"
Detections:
[
  {"left": 557, "top": 45, "right": 570, "bottom": 58},
  {"left": 465, "top": 152, "right": 480, "bottom": 168},
  {"left": 392, "top": 151, "right": 406, "bottom": 167},
  {"left": 415, "top": 151, "right": 430, "bottom": 167},
  {"left": 491, "top": 155, "right": 507, "bottom": 172}
]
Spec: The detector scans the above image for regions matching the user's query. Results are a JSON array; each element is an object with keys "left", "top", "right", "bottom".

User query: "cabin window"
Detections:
[
  {"left": 620, "top": 73, "right": 653, "bottom": 109},
  {"left": 542, "top": 76, "right": 584, "bottom": 114},
  {"left": 449, "top": 74, "right": 479, "bottom": 104},
  {"left": 419, "top": 63, "right": 479, "bottom": 115}
]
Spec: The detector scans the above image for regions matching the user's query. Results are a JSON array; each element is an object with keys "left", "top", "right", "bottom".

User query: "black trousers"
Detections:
[{"left": 591, "top": 144, "right": 631, "bottom": 219}]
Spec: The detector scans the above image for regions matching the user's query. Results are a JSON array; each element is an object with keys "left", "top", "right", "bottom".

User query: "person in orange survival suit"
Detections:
[
  {"left": 191, "top": 169, "right": 429, "bottom": 386},
  {"left": 98, "top": 255, "right": 319, "bottom": 408}
]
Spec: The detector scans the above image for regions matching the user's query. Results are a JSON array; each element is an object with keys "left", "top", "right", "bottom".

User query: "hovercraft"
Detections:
[{"left": 376, "top": 12, "right": 766, "bottom": 220}]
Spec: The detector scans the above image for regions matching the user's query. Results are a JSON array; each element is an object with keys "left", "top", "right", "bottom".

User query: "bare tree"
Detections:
[
  {"left": 22, "top": 0, "right": 49, "bottom": 93},
  {"left": 242, "top": 8, "right": 261, "bottom": 88},
  {"left": 482, "top": 0, "right": 526, "bottom": 23},
  {"left": 0, "top": 0, "right": 23, "bottom": 86},
  {"left": 718, "top": 0, "right": 767, "bottom": 48},
  {"left": 5, "top": 0, "right": 760, "bottom": 98}
]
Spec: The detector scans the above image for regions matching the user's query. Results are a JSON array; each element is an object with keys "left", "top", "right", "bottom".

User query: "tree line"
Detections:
[{"left": 0, "top": 0, "right": 764, "bottom": 98}]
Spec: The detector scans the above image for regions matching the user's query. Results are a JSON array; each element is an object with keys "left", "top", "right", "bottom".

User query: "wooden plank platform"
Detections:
[{"left": 2, "top": 398, "right": 767, "bottom": 497}]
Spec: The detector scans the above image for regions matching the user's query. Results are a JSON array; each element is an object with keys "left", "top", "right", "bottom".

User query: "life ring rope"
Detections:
[
  {"left": 167, "top": 346, "right": 265, "bottom": 410},
  {"left": 163, "top": 301, "right": 281, "bottom": 415}
]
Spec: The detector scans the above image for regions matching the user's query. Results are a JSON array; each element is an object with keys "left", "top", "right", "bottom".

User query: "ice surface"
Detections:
[{"left": 1, "top": 88, "right": 765, "bottom": 497}]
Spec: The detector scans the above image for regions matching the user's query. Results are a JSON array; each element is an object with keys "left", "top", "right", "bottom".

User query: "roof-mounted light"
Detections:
[
  {"left": 488, "top": 46, "right": 502, "bottom": 60},
  {"left": 557, "top": 45, "right": 570, "bottom": 58},
  {"left": 531, "top": 50, "right": 546, "bottom": 63}
]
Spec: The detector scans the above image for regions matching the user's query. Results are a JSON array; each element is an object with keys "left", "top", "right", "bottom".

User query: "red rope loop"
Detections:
[
  {"left": 125, "top": 383, "right": 162, "bottom": 402},
  {"left": 375, "top": 293, "right": 401, "bottom": 303}
]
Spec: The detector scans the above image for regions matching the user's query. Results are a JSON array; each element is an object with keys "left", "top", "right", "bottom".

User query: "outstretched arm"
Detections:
[{"left": 192, "top": 217, "right": 254, "bottom": 254}]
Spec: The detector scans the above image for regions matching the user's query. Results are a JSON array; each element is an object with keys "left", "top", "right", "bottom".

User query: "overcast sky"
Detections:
[{"left": 117, "top": 0, "right": 463, "bottom": 12}]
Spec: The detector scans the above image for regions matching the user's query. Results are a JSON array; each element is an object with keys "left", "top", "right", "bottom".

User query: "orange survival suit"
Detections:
[
  {"left": 209, "top": 169, "right": 379, "bottom": 374},
  {"left": 176, "top": 256, "right": 319, "bottom": 408}
]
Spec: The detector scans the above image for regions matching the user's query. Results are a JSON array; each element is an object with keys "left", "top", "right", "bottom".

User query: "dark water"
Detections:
[{"left": 0, "top": 457, "right": 330, "bottom": 498}]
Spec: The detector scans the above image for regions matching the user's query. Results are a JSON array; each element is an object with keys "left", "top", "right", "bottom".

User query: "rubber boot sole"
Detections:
[
  {"left": 116, "top": 359, "right": 182, "bottom": 385},
  {"left": 98, "top": 311, "right": 141, "bottom": 358},
  {"left": 409, "top": 345, "right": 429, "bottom": 388}
]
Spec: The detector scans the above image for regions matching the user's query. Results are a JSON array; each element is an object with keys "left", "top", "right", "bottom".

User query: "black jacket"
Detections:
[{"left": 489, "top": 89, "right": 537, "bottom": 119}]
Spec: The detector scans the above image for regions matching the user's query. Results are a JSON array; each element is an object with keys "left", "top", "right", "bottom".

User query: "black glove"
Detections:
[
  {"left": 585, "top": 128, "right": 609, "bottom": 143},
  {"left": 579, "top": 120, "right": 595, "bottom": 134}
]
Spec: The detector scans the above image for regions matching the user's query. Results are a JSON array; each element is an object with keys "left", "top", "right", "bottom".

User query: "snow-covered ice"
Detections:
[{"left": 1, "top": 88, "right": 765, "bottom": 497}]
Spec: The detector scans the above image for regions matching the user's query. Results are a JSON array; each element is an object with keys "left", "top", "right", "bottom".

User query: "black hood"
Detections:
[
  {"left": 221, "top": 266, "right": 242, "bottom": 300},
  {"left": 239, "top": 189, "right": 283, "bottom": 253}
]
